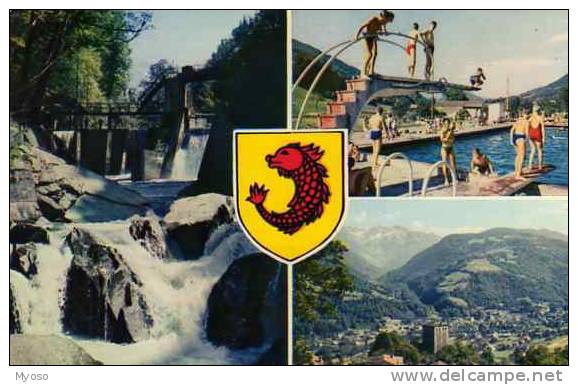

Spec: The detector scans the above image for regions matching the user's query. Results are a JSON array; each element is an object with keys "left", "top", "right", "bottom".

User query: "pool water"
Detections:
[{"left": 381, "top": 127, "right": 568, "bottom": 186}]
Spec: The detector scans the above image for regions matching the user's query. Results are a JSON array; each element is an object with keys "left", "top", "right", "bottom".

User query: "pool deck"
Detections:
[
  {"left": 352, "top": 122, "right": 513, "bottom": 150},
  {"left": 354, "top": 156, "right": 563, "bottom": 197}
]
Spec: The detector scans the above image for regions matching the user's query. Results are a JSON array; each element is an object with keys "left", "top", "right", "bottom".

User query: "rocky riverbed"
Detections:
[{"left": 9, "top": 131, "right": 287, "bottom": 365}]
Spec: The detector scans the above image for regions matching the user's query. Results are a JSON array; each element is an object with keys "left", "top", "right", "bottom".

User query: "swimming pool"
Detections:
[{"left": 381, "top": 127, "right": 568, "bottom": 186}]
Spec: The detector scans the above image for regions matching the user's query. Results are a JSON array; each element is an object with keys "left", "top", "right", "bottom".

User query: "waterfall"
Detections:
[
  {"left": 9, "top": 217, "right": 262, "bottom": 364},
  {"left": 10, "top": 228, "right": 73, "bottom": 335},
  {"left": 169, "top": 132, "right": 209, "bottom": 181}
]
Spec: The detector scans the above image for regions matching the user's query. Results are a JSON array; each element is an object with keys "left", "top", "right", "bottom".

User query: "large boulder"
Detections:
[
  {"left": 15, "top": 147, "right": 150, "bottom": 223},
  {"left": 62, "top": 228, "right": 154, "bottom": 343},
  {"left": 10, "top": 243, "right": 38, "bottom": 278},
  {"left": 129, "top": 216, "right": 167, "bottom": 260},
  {"left": 164, "top": 194, "right": 233, "bottom": 259},
  {"left": 10, "top": 335, "right": 102, "bottom": 365},
  {"left": 205, "top": 253, "right": 287, "bottom": 363},
  {"left": 9, "top": 222, "right": 49, "bottom": 244}
]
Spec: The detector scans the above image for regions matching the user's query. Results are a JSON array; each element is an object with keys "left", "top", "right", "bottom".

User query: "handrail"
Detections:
[
  {"left": 292, "top": 40, "right": 351, "bottom": 92},
  {"left": 292, "top": 31, "right": 425, "bottom": 93},
  {"left": 293, "top": 32, "right": 427, "bottom": 129},
  {"left": 375, "top": 152, "right": 413, "bottom": 197},
  {"left": 421, "top": 160, "right": 457, "bottom": 197}
]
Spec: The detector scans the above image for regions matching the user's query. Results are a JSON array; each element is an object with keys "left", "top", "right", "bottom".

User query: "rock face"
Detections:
[
  {"left": 164, "top": 194, "right": 233, "bottom": 259},
  {"left": 129, "top": 216, "right": 167, "bottom": 259},
  {"left": 62, "top": 228, "right": 154, "bottom": 343},
  {"left": 9, "top": 286, "right": 21, "bottom": 334},
  {"left": 9, "top": 222, "right": 49, "bottom": 244},
  {"left": 10, "top": 335, "right": 102, "bottom": 365},
  {"left": 12, "top": 146, "right": 149, "bottom": 223},
  {"left": 10, "top": 243, "right": 38, "bottom": 278},
  {"left": 206, "top": 253, "right": 287, "bottom": 363}
]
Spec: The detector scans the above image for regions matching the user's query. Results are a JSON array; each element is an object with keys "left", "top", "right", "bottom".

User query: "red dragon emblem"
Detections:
[{"left": 246, "top": 143, "right": 331, "bottom": 235}]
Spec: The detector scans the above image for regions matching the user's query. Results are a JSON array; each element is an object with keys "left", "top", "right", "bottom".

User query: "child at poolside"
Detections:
[
  {"left": 439, "top": 118, "right": 456, "bottom": 185},
  {"left": 510, "top": 112, "right": 529, "bottom": 179}
]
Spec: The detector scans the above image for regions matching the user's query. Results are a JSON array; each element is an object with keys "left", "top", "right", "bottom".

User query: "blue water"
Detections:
[{"left": 381, "top": 127, "right": 568, "bottom": 186}]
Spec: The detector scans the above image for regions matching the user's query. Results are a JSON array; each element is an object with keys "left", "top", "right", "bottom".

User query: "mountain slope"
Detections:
[
  {"left": 384, "top": 228, "right": 568, "bottom": 315},
  {"left": 292, "top": 39, "right": 359, "bottom": 96},
  {"left": 519, "top": 74, "right": 568, "bottom": 102},
  {"left": 338, "top": 226, "right": 440, "bottom": 280}
]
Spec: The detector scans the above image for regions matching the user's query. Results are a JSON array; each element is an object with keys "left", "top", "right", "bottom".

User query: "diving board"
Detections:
[
  {"left": 318, "top": 74, "right": 480, "bottom": 129},
  {"left": 424, "top": 165, "right": 555, "bottom": 197}
]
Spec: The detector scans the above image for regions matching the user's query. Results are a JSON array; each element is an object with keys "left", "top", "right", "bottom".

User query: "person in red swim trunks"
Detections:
[
  {"left": 406, "top": 23, "right": 419, "bottom": 77},
  {"left": 528, "top": 107, "right": 546, "bottom": 170}
]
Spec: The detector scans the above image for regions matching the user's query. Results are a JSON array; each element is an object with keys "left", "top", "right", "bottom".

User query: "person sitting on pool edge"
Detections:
[
  {"left": 510, "top": 111, "right": 529, "bottom": 179},
  {"left": 470, "top": 148, "right": 495, "bottom": 176},
  {"left": 528, "top": 106, "right": 546, "bottom": 170},
  {"left": 356, "top": 10, "right": 395, "bottom": 78},
  {"left": 439, "top": 118, "right": 456, "bottom": 186}
]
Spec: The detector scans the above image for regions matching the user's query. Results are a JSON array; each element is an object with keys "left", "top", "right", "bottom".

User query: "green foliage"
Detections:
[
  {"left": 436, "top": 342, "right": 480, "bottom": 365},
  {"left": 10, "top": 10, "right": 150, "bottom": 117},
  {"left": 293, "top": 338, "right": 315, "bottom": 365},
  {"left": 207, "top": 10, "right": 286, "bottom": 127},
  {"left": 369, "top": 331, "right": 422, "bottom": 364},
  {"left": 446, "top": 88, "right": 468, "bottom": 101},
  {"left": 294, "top": 240, "right": 354, "bottom": 323},
  {"left": 515, "top": 345, "right": 568, "bottom": 365},
  {"left": 481, "top": 346, "right": 496, "bottom": 365}
]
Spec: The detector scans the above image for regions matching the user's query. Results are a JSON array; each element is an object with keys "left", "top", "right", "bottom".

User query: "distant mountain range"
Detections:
[
  {"left": 384, "top": 228, "right": 568, "bottom": 315},
  {"left": 518, "top": 74, "right": 568, "bottom": 102},
  {"left": 338, "top": 226, "right": 440, "bottom": 280}
]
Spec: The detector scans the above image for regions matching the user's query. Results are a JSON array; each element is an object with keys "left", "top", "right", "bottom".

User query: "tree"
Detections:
[
  {"left": 294, "top": 240, "right": 354, "bottom": 322},
  {"left": 9, "top": 10, "right": 151, "bottom": 118},
  {"left": 481, "top": 346, "right": 496, "bottom": 365},
  {"left": 516, "top": 345, "right": 568, "bottom": 365},
  {"left": 446, "top": 88, "right": 468, "bottom": 101},
  {"left": 369, "top": 331, "right": 422, "bottom": 364},
  {"left": 436, "top": 342, "right": 480, "bottom": 365}
]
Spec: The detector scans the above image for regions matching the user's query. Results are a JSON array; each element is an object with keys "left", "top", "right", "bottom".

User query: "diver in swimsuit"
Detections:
[
  {"left": 356, "top": 10, "right": 395, "bottom": 77},
  {"left": 440, "top": 118, "right": 456, "bottom": 185},
  {"left": 527, "top": 108, "right": 546, "bottom": 169},
  {"left": 406, "top": 23, "right": 419, "bottom": 77},
  {"left": 469, "top": 68, "right": 486, "bottom": 87},
  {"left": 420, "top": 21, "right": 437, "bottom": 80},
  {"left": 510, "top": 113, "right": 529, "bottom": 179}
]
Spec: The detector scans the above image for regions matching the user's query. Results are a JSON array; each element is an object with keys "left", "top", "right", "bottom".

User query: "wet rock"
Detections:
[
  {"left": 9, "top": 223, "right": 49, "bottom": 244},
  {"left": 206, "top": 253, "right": 287, "bottom": 358},
  {"left": 10, "top": 335, "right": 102, "bottom": 365},
  {"left": 9, "top": 286, "right": 21, "bottom": 334},
  {"left": 129, "top": 216, "right": 167, "bottom": 259},
  {"left": 164, "top": 194, "right": 232, "bottom": 259},
  {"left": 62, "top": 228, "right": 154, "bottom": 343},
  {"left": 10, "top": 243, "right": 38, "bottom": 278},
  {"left": 37, "top": 194, "right": 70, "bottom": 222}
]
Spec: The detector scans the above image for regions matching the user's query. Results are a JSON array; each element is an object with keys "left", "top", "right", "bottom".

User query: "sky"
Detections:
[
  {"left": 293, "top": 10, "right": 568, "bottom": 98},
  {"left": 344, "top": 199, "right": 568, "bottom": 236},
  {"left": 129, "top": 10, "right": 256, "bottom": 88}
]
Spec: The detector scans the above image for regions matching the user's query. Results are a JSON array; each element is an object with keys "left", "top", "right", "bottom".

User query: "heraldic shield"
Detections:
[{"left": 233, "top": 129, "right": 347, "bottom": 263}]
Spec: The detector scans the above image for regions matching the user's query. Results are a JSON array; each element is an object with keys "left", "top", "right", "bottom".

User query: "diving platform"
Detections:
[{"left": 319, "top": 75, "right": 480, "bottom": 130}]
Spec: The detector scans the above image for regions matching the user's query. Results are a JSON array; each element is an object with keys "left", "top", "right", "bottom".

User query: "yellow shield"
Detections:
[{"left": 233, "top": 129, "right": 347, "bottom": 263}]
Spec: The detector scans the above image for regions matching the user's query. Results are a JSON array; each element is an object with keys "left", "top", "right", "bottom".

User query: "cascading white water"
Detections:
[
  {"left": 10, "top": 227, "right": 73, "bottom": 335},
  {"left": 10, "top": 218, "right": 261, "bottom": 365},
  {"left": 169, "top": 133, "right": 209, "bottom": 181}
]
